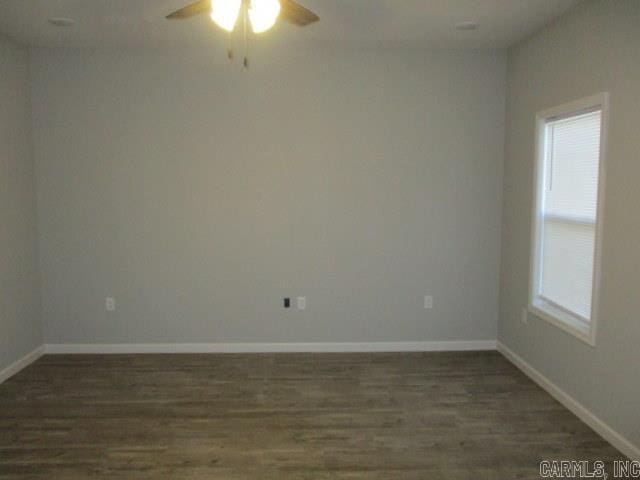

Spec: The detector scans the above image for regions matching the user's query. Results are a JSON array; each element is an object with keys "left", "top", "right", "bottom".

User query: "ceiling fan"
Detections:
[{"left": 166, "top": 0, "right": 319, "bottom": 67}]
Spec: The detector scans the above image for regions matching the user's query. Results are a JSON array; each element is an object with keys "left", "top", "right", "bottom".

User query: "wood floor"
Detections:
[{"left": 0, "top": 351, "right": 626, "bottom": 479}]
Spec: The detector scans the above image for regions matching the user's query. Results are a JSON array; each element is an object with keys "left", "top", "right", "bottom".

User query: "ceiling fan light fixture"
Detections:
[
  {"left": 210, "top": 0, "right": 241, "bottom": 32},
  {"left": 249, "top": 0, "right": 281, "bottom": 33}
]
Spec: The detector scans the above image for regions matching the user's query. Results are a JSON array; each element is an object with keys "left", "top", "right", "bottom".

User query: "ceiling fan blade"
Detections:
[
  {"left": 166, "top": 0, "right": 210, "bottom": 19},
  {"left": 280, "top": 0, "right": 319, "bottom": 26}
]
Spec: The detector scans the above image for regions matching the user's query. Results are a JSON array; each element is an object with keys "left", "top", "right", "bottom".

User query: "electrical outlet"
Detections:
[
  {"left": 105, "top": 297, "right": 116, "bottom": 312},
  {"left": 521, "top": 307, "right": 528, "bottom": 324},
  {"left": 297, "top": 296, "right": 306, "bottom": 310},
  {"left": 424, "top": 295, "right": 433, "bottom": 309}
]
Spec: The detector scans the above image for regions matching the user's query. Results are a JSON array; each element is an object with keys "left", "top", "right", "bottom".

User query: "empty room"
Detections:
[{"left": 1, "top": 0, "right": 638, "bottom": 478}]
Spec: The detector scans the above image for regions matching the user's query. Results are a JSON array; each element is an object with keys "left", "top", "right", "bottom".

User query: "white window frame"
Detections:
[{"left": 529, "top": 92, "right": 609, "bottom": 347}]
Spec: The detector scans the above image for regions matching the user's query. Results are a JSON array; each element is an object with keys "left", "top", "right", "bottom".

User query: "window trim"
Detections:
[{"left": 529, "top": 92, "right": 609, "bottom": 347}]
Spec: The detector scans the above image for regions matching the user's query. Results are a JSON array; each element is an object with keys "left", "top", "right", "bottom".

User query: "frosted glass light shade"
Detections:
[
  {"left": 249, "top": 0, "right": 281, "bottom": 33},
  {"left": 210, "top": 0, "right": 241, "bottom": 32}
]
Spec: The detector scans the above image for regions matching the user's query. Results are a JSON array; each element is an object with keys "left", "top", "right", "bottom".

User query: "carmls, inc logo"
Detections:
[{"left": 539, "top": 460, "right": 640, "bottom": 479}]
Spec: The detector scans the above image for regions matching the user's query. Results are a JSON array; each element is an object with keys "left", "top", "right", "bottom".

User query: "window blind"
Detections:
[{"left": 538, "top": 110, "right": 601, "bottom": 321}]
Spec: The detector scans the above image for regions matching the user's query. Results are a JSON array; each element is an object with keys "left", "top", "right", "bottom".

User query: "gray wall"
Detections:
[
  {"left": 0, "top": 35, "right": 42, "bottom": 370},
  {"left": 500, "top": 0, "right": 640, "bottom": 447},
  {"left": 31, "top": 47, "right": 505, "bottom": 344}
]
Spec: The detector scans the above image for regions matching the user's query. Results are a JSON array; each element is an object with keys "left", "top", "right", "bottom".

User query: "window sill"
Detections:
[{"left": 529, "top": 301, "right": 596, "bottom": 347}]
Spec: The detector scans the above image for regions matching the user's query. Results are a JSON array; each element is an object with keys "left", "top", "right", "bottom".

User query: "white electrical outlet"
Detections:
[
  {"left": 106, "top": 297, "right": 116, "bottom": 312},
  {"left": 424, "top": 295, "right": 433, "bottom": 309},
  {"left": 297, "top": 296, "right": 306, "bottom": 310},
  {"left": 521, "top": 307, "right": 528, "bottom": 324}
]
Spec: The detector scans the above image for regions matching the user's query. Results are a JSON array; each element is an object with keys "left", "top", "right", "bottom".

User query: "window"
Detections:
[{"left": 530, "top": 93, "right": 608, "bottom": 346}]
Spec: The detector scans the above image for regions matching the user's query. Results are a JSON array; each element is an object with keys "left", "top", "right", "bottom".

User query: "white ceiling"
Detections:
[{"left": 0, "top": 0, "right": 582, "bottom": 49}]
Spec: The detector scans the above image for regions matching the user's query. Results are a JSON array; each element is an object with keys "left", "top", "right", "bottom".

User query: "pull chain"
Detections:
[
  {"left": 227, "top": 30, "right": 234, "bottom": 62},
  {"left": 243, "top": 3, "right": 249, "bottom": 68}
]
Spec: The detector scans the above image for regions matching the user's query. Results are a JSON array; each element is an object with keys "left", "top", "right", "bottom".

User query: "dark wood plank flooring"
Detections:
[{"left": 0, "top": 351, "right": 627, "bottom": 479}]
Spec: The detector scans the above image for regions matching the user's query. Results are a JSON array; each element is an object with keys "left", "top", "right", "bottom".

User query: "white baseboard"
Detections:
[
  {"left": 0, "top": 345, "right": 45, "bottom": 384},
  {"left": 497, "top": 341, "right": 639, "bottom": 461},
  {"left": 44, "top": 340, "right": 496, "bottom": 355}
]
